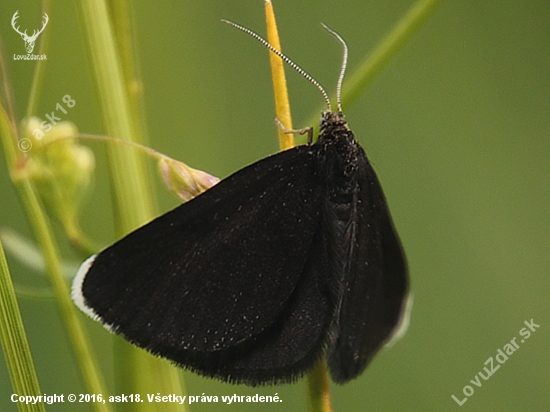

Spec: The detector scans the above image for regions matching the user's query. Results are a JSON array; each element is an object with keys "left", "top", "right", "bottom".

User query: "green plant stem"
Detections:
[
  {"left": 0, "top": 106, "right": 111, "bottom": 412},
  {"left": 264, "top": 2, "right": 333, "bottom": 409},
  {"left": 79, "top": 0, "right": 153, "bottom": 232},
  {"left": 79, "top": 1, "right": 186, "bottom": 409},
  {"left": 0, "top": 238, "right": 46, "bottom": 412},
  {"left": 302, "top": 0, "right": 443, "bottom": 409},
  {"left": 109, "top": 0, "right": 152, "bottom": 157},
  {"left": 18, "top": 183, "right": 112, "bottom": 412},
  {"left": 308, "top": 0, "right": 444, "bottom": 127},
  {"left": 345, "top": 0, "right": 443, "bottom": 105},
  {"left": 306, "top": 362, "right": 333, "bottom": 412},
  {"left": 25, "top": 0, "right": 50, "bottom": 119}
]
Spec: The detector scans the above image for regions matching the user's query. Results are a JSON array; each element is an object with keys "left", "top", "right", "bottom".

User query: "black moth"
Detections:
[{"left": 72, "top": 21, "right": 409, "bottom": 386}]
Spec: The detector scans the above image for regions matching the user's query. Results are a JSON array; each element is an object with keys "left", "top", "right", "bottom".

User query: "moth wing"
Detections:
[
  {"left": 73, "top": 146, "right": 330, "bottom": 377},
  {"left": 175, "top": 223, "right": 333, "bottom": 385},
  {"left": 327, "top": 152, "right": 410, "bottom": 383}
]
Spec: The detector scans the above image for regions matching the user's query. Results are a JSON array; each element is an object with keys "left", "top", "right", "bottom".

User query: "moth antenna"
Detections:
[
  {"left": 320, "top": 23, "right": 348, "bottom": 113},
  {"left": 222, "top": 19, "right": 332, "bottom": 111}
]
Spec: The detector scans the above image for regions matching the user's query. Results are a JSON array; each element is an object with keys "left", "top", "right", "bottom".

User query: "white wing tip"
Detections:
[
  {"left": 71, "top": 254, "right": 101, "bottom": 321},
  {"left": 71, "top": 254, "right": 118, "bottom": 334},
  {"left": 384, "top": 292, "right": 414, "bottom": 349}
]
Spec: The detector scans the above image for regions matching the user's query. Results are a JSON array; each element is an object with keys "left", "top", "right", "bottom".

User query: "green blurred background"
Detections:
[{"left": 1, "top": 0, "right": 549, "bottom": 411}]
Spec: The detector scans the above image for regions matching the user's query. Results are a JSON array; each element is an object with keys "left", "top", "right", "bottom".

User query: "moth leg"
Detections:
[{"left": 274, "top": 117, "right": 314, "bottom": 145}]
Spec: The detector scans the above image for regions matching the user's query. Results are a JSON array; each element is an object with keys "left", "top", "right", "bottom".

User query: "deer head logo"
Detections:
[{"left": 11, "top": 11, "right": 49, "bottom": 54}]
